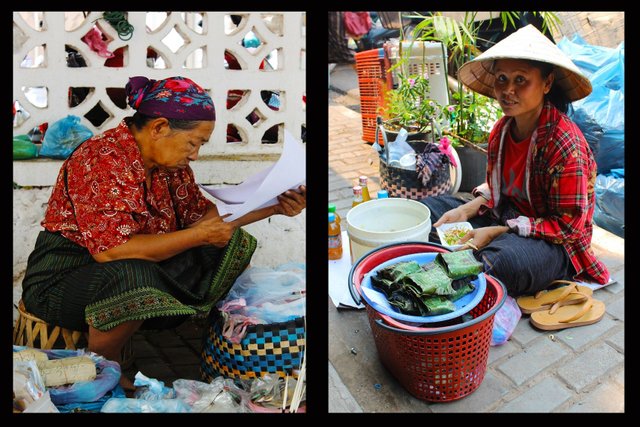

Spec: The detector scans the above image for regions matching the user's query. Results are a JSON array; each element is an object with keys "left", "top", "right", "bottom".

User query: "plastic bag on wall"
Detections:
[
  {"left": 39, "top": 115, "right": 93, "bottom": 159},
  {"left": 13, "top": 135, "right": 39, "bottom": 160}
]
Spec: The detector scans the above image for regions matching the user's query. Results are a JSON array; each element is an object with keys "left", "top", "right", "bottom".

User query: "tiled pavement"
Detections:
[{"left": 327, "top": 63, "right": 624, "bottom": 413}]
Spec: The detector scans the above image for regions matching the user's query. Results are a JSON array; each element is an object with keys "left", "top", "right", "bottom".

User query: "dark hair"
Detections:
[
  {"left": 127, "top": 112, "right": 202, "bottom": 131},
  {"left": 528, "top": 60, "right": 571, "bottom": 114}
]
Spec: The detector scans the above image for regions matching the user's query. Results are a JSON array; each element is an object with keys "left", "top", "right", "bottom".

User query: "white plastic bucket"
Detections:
[{"left": 346, "top": 198, "right": 432, "bottom": 264}]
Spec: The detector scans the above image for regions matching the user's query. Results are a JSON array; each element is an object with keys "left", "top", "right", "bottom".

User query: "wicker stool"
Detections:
[{"left": 13, "top": 299, "right": 134, "bottom": 369}]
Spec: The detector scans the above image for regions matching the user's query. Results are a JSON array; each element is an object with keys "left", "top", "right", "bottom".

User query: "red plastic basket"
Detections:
[
  {"left": 349, "top": 242, "right": 506, "bottom": 402},
  {"left": 354, "top": 48, "right": 393, "bottom": 143}
]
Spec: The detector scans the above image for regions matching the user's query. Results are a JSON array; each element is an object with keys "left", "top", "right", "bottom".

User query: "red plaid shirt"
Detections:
[
  {"left": 474, "top": 102, "right": 609, "bottom": 284},
  {"left": 42, "top": 120, "right": 213, "bottom": 255}
]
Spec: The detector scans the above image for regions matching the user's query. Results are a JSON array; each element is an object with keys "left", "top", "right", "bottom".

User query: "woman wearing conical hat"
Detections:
[{"left": 421, "top": 24, "right": 609, "bottom": 296}]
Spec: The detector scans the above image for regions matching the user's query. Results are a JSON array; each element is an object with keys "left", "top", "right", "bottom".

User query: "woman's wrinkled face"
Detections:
[
  {"left": 156, "top": 121, "right": 214, "bottom": 170},
  {"left": 493, "top": 59, "right": 553, "bottom": 118}
]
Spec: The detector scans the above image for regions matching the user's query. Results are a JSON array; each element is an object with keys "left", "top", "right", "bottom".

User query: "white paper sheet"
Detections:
[
  {"left": 329, "top": 231, "right": 365, "bottom": 309},
  {"left": 576, "top": 277, "right": 617, "bottom": 291},
  {"left": 199, "top": 130, "right": 306, "bottom": 222}
]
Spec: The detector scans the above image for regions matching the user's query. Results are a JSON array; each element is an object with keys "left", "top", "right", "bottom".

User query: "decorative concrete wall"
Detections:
[{"left": 12, "top": 11, "right": 306, "bottom": 319}]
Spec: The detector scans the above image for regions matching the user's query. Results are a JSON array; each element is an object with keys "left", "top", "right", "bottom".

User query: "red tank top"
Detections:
[{"left": 502, "top": 129, "right": 535, "bottom": 217}]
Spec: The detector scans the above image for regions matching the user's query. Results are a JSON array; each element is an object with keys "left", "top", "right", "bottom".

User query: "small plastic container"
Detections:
[{"left": 436, "top": 222, "right": 473, "bottom": 250}]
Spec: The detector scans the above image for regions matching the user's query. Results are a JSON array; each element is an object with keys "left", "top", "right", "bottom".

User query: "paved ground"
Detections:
[{"left": 327, "top": 62, "right": 624, "bottom": 413}]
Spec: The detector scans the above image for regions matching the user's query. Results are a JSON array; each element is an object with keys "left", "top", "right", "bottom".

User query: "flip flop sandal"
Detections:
[
  {"left": 516, "top": 280, "right": 593, "bottom": 314},
  {"left": 529, "top": 292, "right": 605, "bottom": 331}
]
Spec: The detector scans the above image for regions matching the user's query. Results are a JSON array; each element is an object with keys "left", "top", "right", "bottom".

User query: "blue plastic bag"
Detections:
[
  {"left": 593, "top": 172, "right": 624, "bottom": 238},
  {"left": 39, "top": 115, "right": 93, "bottom": 159},
  {"left": 13, "top": 346, "right": 121, "bottom": 408},
  {"left": 491, "top": 295, "right": 521, "bottom": 346},
  {"left": 561, "top": 35, "right": 624, "bottom": 176}
]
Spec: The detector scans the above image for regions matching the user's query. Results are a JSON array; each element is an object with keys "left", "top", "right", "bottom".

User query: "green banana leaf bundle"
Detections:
[{"left": 435, "top": 249, "right": 484, "bottom": 279}]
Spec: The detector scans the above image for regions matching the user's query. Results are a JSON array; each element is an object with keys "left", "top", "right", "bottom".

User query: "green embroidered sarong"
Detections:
[{"left": 22, "top": 229, "right": 257, "bottom": 331}]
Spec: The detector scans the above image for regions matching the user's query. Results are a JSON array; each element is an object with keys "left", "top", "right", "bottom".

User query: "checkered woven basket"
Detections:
[
  {"left": 379, "top": 142, "right": 451, "bottom": 200},
  {"left": 200, "top": 311, "right": 306, "bottom": 382}
]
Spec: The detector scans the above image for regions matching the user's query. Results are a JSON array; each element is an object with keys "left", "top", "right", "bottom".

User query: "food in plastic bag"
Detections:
[
  {"left": 38, "top": 356, "right": 97, "bottom": 387},
  {"left": 13, "top": 345, "right": 121, "bottom": 407},
  {"left": 13, "top": 348, "right": 48, "bottom": 363},
  {"left": 39, "top": 115, "right": 93, "bottom": 159},
  {"left": 491, "top": 295, "right": 522, "bottom": 346}
]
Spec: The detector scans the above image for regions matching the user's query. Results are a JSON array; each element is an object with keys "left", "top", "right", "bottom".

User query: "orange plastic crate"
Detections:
[{"left": 354, "top": 48, "right": 393, "bottom": 144}]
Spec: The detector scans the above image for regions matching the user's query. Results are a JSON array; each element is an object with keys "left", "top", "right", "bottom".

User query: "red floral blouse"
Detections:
[{"left": 42, "top": 120, "right": 213, "bottom": 255}]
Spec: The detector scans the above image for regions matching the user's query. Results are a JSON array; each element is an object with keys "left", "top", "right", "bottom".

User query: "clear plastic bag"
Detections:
[
  {"left": 387, "top": 128, "right": 416, "bottom": 169},
  {"left": 218, "top": 263, "right": 305, "bottom": 324},
  {"left": 491, "top": 295, "right": 522, "bottom": 346},
  {"left": 100, "top": 398, "right": 191, "bottom": 413},
  {"left": 172, "top": 377, "right": 248, "bottom": 413},
  {"left": 39, "top": 115, "right": 93, "bottom": 159},
  {"left": 133, "top": 372, "right": 176, "bottom": 400}
]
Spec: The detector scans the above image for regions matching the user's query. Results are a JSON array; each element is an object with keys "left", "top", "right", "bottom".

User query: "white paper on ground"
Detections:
[
  {"left": 329, "top": 231, "right": 364, "bottom": 309},
  {"left": 577, "top": 277, "right": 617, "bottom": 291},
  {"left": 199, "top": 130, "right": 305, "bottom": 222}
]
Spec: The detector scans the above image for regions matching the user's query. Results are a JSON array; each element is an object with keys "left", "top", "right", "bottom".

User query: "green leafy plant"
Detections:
[
  {"left": 382, "top": 72, "right": 444, "bottom": 134},
  {"left": 442, "top": 91, "right": 503, "bottom": 148},
  {"left": 403, "top": 11, "right": 561, "bottom": 147}
]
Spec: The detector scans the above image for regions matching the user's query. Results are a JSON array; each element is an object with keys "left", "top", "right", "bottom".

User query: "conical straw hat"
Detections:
[{"left": 457, "top": 24, "right": 592, "bottom": 102}]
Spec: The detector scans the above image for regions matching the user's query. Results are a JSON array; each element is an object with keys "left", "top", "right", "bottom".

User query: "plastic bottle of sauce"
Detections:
[
  {"left": 359, "top": 176, "right": 371, "bottom": 202},
  {"left": 328, "top": 203, "right": 341, "bottom": 225},
  {"left": 328, "top": 212, "right": 343, "bottom": 260},
  {"left": 352, "top": 185, "right": 364, "bottom": 208},
  {"left": 377, "top": 189, "right": 389, "bottom": 199}
]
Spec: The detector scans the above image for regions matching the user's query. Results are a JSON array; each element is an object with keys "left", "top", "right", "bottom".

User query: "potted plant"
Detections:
[
  {"left": 380, "top": 72, "right": 444, "bottom": 145},
  {"left": 405, "top": 11, "right": 562, "bottom": 190}
]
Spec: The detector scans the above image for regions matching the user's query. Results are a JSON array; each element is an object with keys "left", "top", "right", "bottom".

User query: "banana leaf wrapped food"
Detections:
[
  {"left": 377, "top": 261, "right": 422, "bottom": 282},
  {"left": 389, "top": 289, "right": 456, "bottom": 316},
  {"left": 370, "top": 253, "right": 482, "bottom": 318},
  {"left": 449, "top": 275, "right": 477, "bottom": 302},
  {"left": 403, "top": 262, "right": 454, "bottom": 296},
  {"left": 435, "top": 249, "right": 484, "bottom": 279}
]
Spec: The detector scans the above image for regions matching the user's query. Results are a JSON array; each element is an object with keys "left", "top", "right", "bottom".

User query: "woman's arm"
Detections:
[
  {"left": 93, "top": 215, "right": 236, "bottom": 263},
  {"left": 432, "top": 195, "right": 488, "bottom": 227},
  {"left": 231, "top": 185, "right": 307, "bottom": 228},
  {"left": 188, "top": 185, "right": 307, "bottom": 230}
]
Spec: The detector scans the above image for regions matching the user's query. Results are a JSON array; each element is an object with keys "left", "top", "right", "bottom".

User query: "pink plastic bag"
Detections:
[
  {"left": 81, "top": 26, "right": 115, "bottom": 58},
  {"left": 491, "top": 295, "right": 522, "bottom": 346},
  {"left": 343, "top": 12, "right": 371, "bottom": 39}
]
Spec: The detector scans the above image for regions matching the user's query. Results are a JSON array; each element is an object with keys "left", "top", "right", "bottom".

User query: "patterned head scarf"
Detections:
[{"left": 125, "top": 76, "right": 215, "bottom": 121}]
